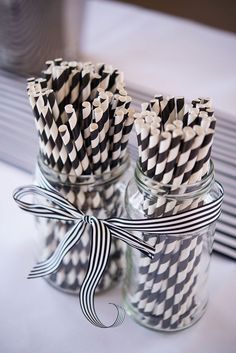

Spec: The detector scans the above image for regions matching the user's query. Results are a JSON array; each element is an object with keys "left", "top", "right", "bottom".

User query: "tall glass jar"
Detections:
[
  {"left": 34, "top": 155, "right": 130, "bottom": 294},
  {"left": 123, "top": 162, "right": 222, "bottom": 331}
]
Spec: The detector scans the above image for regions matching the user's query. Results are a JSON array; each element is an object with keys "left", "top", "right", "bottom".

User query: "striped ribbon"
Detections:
[{"left": 13, "top": 176, "right": 223, "bottom": 328}]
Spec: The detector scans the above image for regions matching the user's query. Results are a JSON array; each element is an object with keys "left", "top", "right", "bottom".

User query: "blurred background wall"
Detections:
[{"left": 116, "top": 0, "right": 236, "bottom": 33}]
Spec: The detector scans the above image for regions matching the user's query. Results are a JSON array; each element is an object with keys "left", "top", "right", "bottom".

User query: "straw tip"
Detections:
[
  {"left": 65, "top": 104, "right": 74, "bottom": 113},
  {"left": 82, "top": 101, "right": 91, "bottom": 108},
  {"left": 90, "top": 123, "right": 98, "bottom": 131},
  {"left": 58, "top": 125, "right": 67, "bottom": 133}
]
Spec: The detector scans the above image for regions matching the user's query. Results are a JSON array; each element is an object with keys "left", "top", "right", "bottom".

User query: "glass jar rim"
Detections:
[
  {"left": 134, "top": 160, "right": 215, "bottom": 200},
  {"left": 37, "top": 153, "right": 130, "bottom": 187}
]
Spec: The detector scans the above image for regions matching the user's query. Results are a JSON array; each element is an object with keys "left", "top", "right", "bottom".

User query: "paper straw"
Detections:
[
  {"left": 94, "top": 107, "right": 109, "bottom": 172},
  {"left": 150, "top": 99, "right": 160, "bottom": 115},
  {"left": 46, "top": 89, "right": 63, "bottom": 127},
  {"left": 188, "top": 108, "right": 199, "bottom": 127},
  {"left": 110, "top": 110, "right": 125, "bottom": 169},
  {"left": 34, "top": 94, "right": 59, "bottom": 169},
  {"left": 167, "top": 96, "right": 176, "bottom": 123},
  {"left": 162, "top": 129, "right": 183, "bottom": 184},
  {"left": 153, "top": 131, "right": 172, "bottom": 182},
  {"left": 107, "top": 69, "right": 118, "bottom": 92},
  {"left": 160, "top": 99, "right": 170, "bottom": 125},
  {"left": 53, "top": 65, "right": 67, "bottom": 123},
  {"left": 146, "top": 128, "right": 160, "bottom": 178},
  {"left": 28, "top": 93, "right": 49, "bottom": 164},
  {"left": 141, "top": 102, "right": 151, "bottom": 111},
  {"left": 141, "top": 240, "right": 180, "bottom": 317},
  {"left": 70, "top": 68, "right": 81, "bottom": 114},
  {"left": 188, "top": 128, "right": 215, "bottom": 184},
  {"left": 43, "top": 102, "right": 70, "bottom": 173},
  {"left": 99, "top": 70, "right": 110, "bottom": 90},
  {"left": 81, "top": 101, "right": 92, "bottom": 158},
  {"left": 36, "top": 78, "right": 48, "bottom": 91},
  {"left": 150, "top": 238, "right": 187, "bottom": 320},
  {"left": 119, "top": 111, "right": 135, "bottom": 160},
  {"left": 90, "top": 73, "right": 101, "bottom": 100},
  {"left": 199, "top": 112, "right": 211, "bottom": 130},
  {"left": 98, "top": 92, "right": 110, "bottom": 136},
  {"left": 170, "top": 236, "right": 203, "bottom": 328},
  {"left": 191, "top": 99, "right": 200, "bottom": 108},
  {"left": 140, "top": 123, "right": 150, "bottom": 173},
  {"left": 134, "top": 118, "right": 144, "bottom": 163},
  {"left": 159, "top": 237, "right": 195, "bottom": 326},
  {"left": 42, "top": 69, "right": 53, "bottom": 89},
  {"left": 90, "top": 123, "right": 102, "bottom": 174},
  {"left": 171, "top": 127, "right": 196, "bottom": 186},
  {"left": 79, "top": 69, "right": 90, "bottom": 104},
  {"left": 154, "top": 94, "right": 163, "bottom": 101},
  {"left": 65, "top": 105, "right": 91, "bottom": 175},
  {"left": 182, "top": 126, "right": 205, "bottom": 184},
  {"left": 59, "top": 125, "right": 82, "bottom": 176},
  {"left": 176, "top": 97, "right": 185, "bottom": 120}
]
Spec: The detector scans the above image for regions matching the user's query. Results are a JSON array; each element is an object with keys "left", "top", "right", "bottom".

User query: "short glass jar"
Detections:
[
  {"left": 34, "top": 154, "right": 130, "bottom": 294},
  {"left": 123, "top": 161, "right": 222, "bottom": 331}
]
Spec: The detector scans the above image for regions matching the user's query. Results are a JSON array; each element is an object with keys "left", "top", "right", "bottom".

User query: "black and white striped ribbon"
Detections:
[{"left": 13, "top": 180, "right": 223, "bottom": 328}]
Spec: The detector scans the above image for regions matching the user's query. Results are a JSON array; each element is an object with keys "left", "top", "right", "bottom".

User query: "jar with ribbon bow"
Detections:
[
  {"left": 123, "top": 161, "right": 223, "bottom": 331},
  {"left": 13, "top": 172, "right": 156, "bottom": 328},
  {"left": 33, "top": 154, "right": 130, "bottom": 294},
  {"left": 25, "top": 59, "right": 136, "bottom": 296}
]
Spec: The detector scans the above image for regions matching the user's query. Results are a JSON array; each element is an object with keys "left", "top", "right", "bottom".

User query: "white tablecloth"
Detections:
[{"left": 1, "top": 1, "right": 236, "bottom": 352}]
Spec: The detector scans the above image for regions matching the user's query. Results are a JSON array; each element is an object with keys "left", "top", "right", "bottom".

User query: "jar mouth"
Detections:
[
  {"left": 134, "top": 160, "right": 215, "bottom": 200},
  {"left": 37, "top": 154, "right": 130, "bottom": 187}
]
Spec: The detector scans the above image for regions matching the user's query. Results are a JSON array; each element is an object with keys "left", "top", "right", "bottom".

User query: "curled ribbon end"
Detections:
[
  {"left": 27, "top": 268, "right": 49, "bottom": 279},
  {"left": 27, "top": 273, "right": 35, "bottom": 279},
  {"left": 27, "top": 272, "right": 40, "bottom": 279},
  {"left": 107, "top": 303, "right": 126, "bottom": 328}
]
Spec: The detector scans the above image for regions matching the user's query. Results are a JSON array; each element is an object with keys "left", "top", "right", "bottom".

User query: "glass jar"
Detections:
[
  {"left": 34, "top": 155, "right": 130, "bottom": 294},
  {"left": 123, "top": 161, "right": 222, "bottom": 331}
]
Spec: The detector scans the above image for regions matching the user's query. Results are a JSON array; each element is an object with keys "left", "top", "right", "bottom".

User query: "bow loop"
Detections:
[{"left": 13, "top": 185, "right": 84, "bottom": 221}]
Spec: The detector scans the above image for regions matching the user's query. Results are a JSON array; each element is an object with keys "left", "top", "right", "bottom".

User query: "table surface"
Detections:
[{"left": 1, "top": 1, "right": 236, "bottom": 352}]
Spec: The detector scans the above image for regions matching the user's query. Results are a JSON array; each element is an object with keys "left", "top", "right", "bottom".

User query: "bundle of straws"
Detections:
[
  {"left": 27, "top": 58, "right": 134, "bottom": 293},
  {"left": 132, "top": 94, "right": 216, "bottom": 329}
]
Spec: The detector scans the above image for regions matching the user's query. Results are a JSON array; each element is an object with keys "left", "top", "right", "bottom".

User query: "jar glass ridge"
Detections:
[{"left": 123, "top": 160, "right": 222, "bottom": 332}]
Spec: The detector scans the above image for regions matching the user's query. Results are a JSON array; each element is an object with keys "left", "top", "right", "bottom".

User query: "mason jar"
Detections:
[
  {"left": 34, "top": 154, "right": 130, "bottom": 294},
  {"left": 123, "top": 161, "right": 223, "bottom": 331}
]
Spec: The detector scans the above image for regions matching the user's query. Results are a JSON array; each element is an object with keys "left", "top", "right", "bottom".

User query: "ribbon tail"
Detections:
[
  {"left": 28, "top": 221, "right": 86, "bottom": 278},
  {"left": 79, "top": 219, "right": 125, "bottom": 328}
]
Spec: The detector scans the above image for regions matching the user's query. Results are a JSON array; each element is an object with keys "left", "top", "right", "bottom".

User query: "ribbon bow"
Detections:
[{"left": 13, "top": 175, "right": 223, "bottom": 328}]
